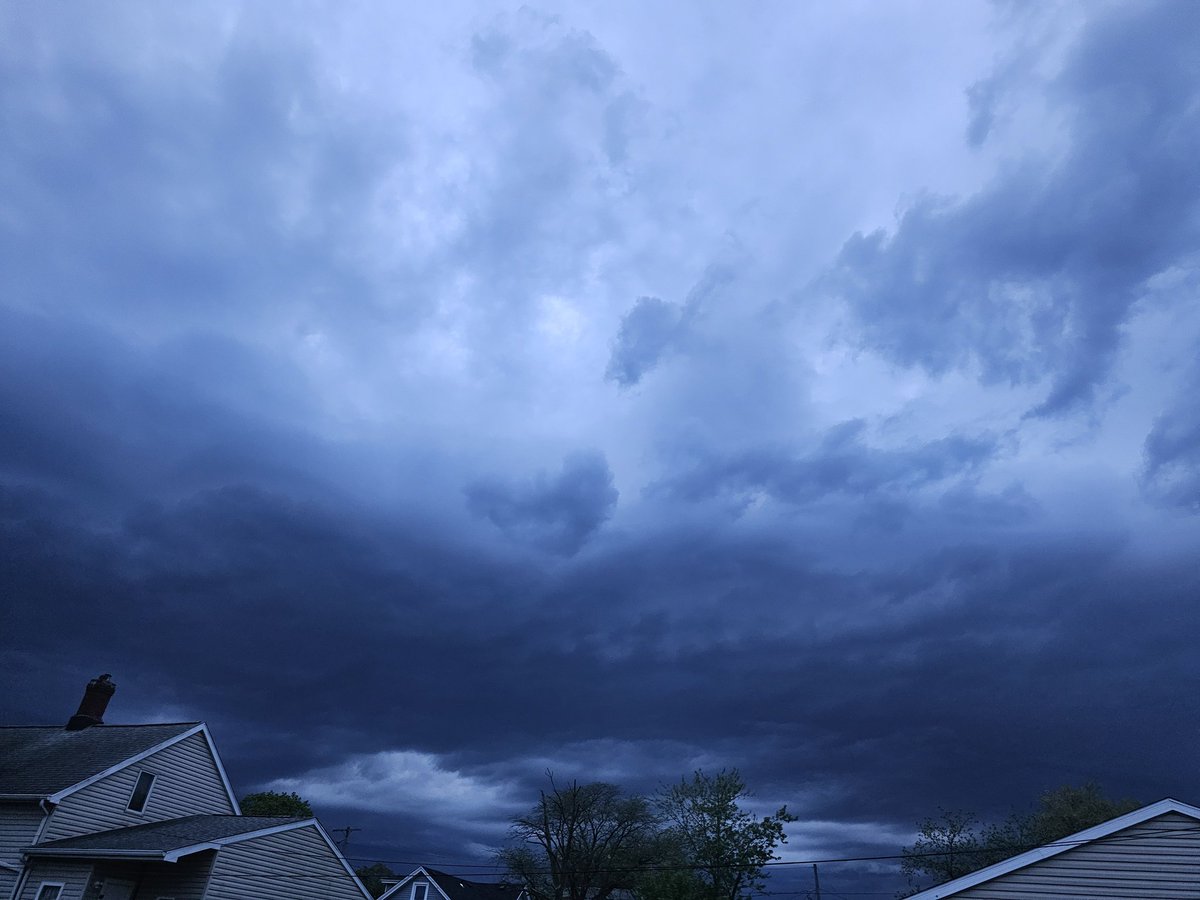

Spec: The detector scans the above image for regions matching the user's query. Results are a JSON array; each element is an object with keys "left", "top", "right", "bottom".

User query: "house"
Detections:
[
  {"left": 378, "top": 866, "right": 528, "bottom": 900},
  {"left": 905, "top": 797, "right": 1200, "bottom": 899},
  {"left": 0, "top": 674, "right": 370, "bottom": 900}
]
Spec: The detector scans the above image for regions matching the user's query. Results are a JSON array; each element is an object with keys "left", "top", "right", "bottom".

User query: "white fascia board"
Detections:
[
  {"left": 163, "top": 819, "right": 318, "bottom": 861},
  {"left": 47, "top": 724, "right": 206, "bottom": 804},
  {"left": 377, "top": 870, "right": 416, "bottom": 900},
  {"left": 196, "top": 724, "right": 240, "bottom": 813},
  {"left": 162, "top": 818, "right": 374, "bottom": 899},
  {"left": 311, "top": 819, "right": 375, "bottom": 900},
  {"left": 379, "top": 867, "right": 452, "bottom": 900},
  {"left": 905, "top": 798, "right": 1200, "bottom": 900}
]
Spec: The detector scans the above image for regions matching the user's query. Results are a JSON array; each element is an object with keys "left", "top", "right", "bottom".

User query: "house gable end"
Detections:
[
  {"left": 40, "top": 730, "right": 238, "bottom": 843},
  {"left": 202, "top": 822, "right": 371, "bottom": 900},
  {"left": 379, "top": 867, "right": 454, "bottom": 900},
  {"left": 908, "top": 799, "right": 1200, "bottom": 899}
]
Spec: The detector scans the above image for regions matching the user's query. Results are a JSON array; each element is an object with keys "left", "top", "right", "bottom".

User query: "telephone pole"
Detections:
[
  {"left": 333, "top": 826, "right": 361, "bottom": 850},
  {"left": 812, "top": 863, "right": 822, "bottom": 900}
]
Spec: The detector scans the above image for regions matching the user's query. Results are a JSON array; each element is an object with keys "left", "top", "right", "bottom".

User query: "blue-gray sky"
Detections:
[{"left": 2, "top": 2, "right": 1199, "bottom": 895}]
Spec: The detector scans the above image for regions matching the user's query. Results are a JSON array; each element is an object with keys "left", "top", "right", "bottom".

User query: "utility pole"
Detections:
[
  {"left": 333, "top": 826, "right": 361, "bottom": 851},
  {"left": 812, "top": 863, "right": 822, "bottom": 900}
]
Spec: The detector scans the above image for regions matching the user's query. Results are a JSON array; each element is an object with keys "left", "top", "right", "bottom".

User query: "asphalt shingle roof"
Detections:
[
  {"left": 424, "top": 868, "right": 527, "bottom": 900},
  {"left": 28, "top": 815, "right": 305, "bottom": 854},
  {"left": 0, "top": 723, "right": 200, "bottom": 795}
]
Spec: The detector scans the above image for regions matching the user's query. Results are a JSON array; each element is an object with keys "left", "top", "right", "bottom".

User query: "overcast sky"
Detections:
[{"left": 2, "top": 1, "right": 1199, "bottom": 896}]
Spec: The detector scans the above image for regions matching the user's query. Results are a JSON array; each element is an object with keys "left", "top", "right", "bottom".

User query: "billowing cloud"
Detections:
[
  {"left": 466, "top": 452, "right": 618, "bottom": 555},
  {"left": 2, "top": 4, "right": 1199, "bottom": 898},
  {"left": 829, "top": 1, "right": 1200, "bottom": 416},
  {"left": 1142, "top": 363, "right": 1200, "bottom": 512}
]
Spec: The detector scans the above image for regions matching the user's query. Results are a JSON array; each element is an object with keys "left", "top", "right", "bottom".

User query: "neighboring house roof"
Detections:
[
  {"left": 381, "top": 866, "right": 527, "bottom": 900},
  {"left": 0, "top": 723, "right": 200, "bottom": 796},
  {"left": 905, "top": 798, "right": 1200, "bottom": 900}
]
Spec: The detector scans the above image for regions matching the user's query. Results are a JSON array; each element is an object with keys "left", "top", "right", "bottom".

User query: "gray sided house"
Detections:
[
  {"left": 379, "top": 866, "right": 529, "bottom": 900},
  {"left": 906, "top": 798, "right": 1200, "bottom": 899},
  {"left": 1, "top": 675, "right": 369, "bottom": 900}
]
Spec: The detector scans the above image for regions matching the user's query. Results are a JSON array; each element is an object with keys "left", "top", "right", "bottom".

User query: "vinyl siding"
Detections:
[
  {"left": 953, "top": 812, "right": 1200, "bottom": 899},
  {"left": 16, "top": 859, "right": 93, "bottom": 900},
  {"left": 393, "top": 876, "right": 438, "bottom": 900},
  {"left": 1, "top": 801, "right": 47, "bottom": 899},
  {"left": 204, "top": 825, "right": 366, "bottom": 900},
  {"left": 41, "top": 732, "right": 235, "bottom": 842}
]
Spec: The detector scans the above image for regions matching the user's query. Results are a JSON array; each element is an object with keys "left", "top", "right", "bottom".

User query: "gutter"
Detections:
[{"left": 24, "top": 849, "right": 166, "bottom": 860}]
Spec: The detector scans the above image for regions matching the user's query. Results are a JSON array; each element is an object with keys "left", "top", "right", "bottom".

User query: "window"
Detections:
[
  {"left": 127, "top": 770, "right": 156, "bottom": 812},
  {"left": 35, "top": 884, "right": 63, "bottom": 900},
  {"left": 412, "top": 885, "right": 428, "bottom": 900}
]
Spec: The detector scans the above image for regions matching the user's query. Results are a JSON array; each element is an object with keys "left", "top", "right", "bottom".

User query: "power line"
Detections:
[{"left": 334, "top": 821, "right": 1200, "bottom": 875}]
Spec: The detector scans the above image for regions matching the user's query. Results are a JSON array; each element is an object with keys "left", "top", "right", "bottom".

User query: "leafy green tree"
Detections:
[
  {"left": 355, "top": 862, "right": 397, "bottom": 898},
  {"left": 655, "top": 770, "right": 797, "bottom": 900},
  {"left": 499, "top": 775, "right": 660, "bottom": 900},
  {"left": 900, "top": 783, "right": 1141, "bottom": 895},
  {"left": 239, "top": 790, "right": 313, "bottom": 817}
]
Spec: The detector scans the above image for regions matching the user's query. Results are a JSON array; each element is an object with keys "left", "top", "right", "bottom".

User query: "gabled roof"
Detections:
[
  {"left": 905, "top": 798, "right": 1200, "bottom": 899},
  {"left": 0, "top": 723, "right": 201, "bottom": 796},
  {"left": 381, "top": 866, "right": 527, "bottom": 900},
  {"left": 26, "top": 814, "right": 303, "bottom": 859},
  {"left": 27, "top": 814, "right": 374, "bottom": 898}
]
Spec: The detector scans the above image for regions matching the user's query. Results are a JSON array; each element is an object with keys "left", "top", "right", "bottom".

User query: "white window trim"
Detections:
[
  {"left": 34, "top": 882, "right": 65, "bottom": 900},
  {"left": 126, "top": 770, "right": 157, "bottom": 814},
  {"left": 412, "top": 884, "right": 429, "bottom": 900}
]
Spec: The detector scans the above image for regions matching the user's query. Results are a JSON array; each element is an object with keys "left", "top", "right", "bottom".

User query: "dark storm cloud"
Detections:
[
  {"left": 0, "top": 19, "right": 397, "bottom": 337},
  {"left": 0, "top": 307, "right": 333, "bottom": 509},
  {"left": 652, "top": 419, "right": 998, "bottom": 509},
  {"left": 1, "top": 3, "right": 1199, "bottom": 898},
  {"left": 1142, "top": 363, "right": 1200, "bottom": 512},
  {"left": 606, "top": 265, "right": 734, "bottom": 387},
  {"left": 466, "top": 452, "right": 618, "bottom": 555},
  {"left": 605, "top": 296, "right": 683, "bottom": 386},
  {"left": 830, "top": 1, "right": 1200, "bottom": 415}
]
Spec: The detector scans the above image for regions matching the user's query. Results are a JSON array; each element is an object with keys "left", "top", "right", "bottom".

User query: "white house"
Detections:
[{"left": 906, "top": 797, "right": 1200, "bottom": 899}]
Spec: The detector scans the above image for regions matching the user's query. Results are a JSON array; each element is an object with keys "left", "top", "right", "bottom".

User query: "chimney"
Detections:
[{"left": 66, "top": 674, "right": 116, "bottom": 730}]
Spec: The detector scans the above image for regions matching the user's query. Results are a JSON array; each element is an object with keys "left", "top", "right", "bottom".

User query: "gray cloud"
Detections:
[
  {"left": 466, "top": 452, "right": 618, "bottom": 555},
  {"left": 1142, "top": 364, "right": 1200, "bottom": 513},
  {"left": 829, "top": 1, "right": 1200, "bottom": 415},
  {"left": 605, "top": 296, "right": 683, "bottom": 386},
  {"left": 1, "top": 4, "right": 1199, "bottom": 898},
  {"left": 652, "top": 419, "right": 999, "bottom": 510}
]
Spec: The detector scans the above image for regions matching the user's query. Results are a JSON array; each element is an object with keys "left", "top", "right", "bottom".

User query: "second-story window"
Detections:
[
  {"left": 127, "top": 771, "right": 156, "bottom": 813},
  {"left": 412, "top": 884, "right": 428, "bottom": 900}
]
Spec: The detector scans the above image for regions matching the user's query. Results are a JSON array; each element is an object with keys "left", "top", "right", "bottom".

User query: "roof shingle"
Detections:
[
  {"left": 0, "top": 723, "right": 200, "bottom": 795},
  {"left": 28, "top": 814, "right": 305, "bottom": 854}
]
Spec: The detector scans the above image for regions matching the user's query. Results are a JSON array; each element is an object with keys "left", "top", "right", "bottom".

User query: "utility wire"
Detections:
[{"left": 338, "top": 821, "right": 1200, "bottom": 874}]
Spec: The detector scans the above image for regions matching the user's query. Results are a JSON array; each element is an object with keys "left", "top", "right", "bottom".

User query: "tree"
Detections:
[
  {"left": 499, "top": 774, "right": 660, "bottom": 900},
  {"left": 239, "top": 790, "right": 313, "bottom": 817},
  {"left": 900, "top": 783, "right": 1141, "bottom": 894},
  {"left": 899, "top": 809, "right": 990, "bottom": 889},
  {"left": 355, "top": 862, "right": 397, "bottom": 898},
  {"left": 654, "top": 770, "right": 797, "bottom": 900}
]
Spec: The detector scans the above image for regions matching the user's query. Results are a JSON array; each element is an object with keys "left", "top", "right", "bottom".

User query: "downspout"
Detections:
[
  {"left": 33, "top": 800, "right": 54, "bottom": 845},
  {"left": 11, "top": 798, "right": 55, "bottom": 900}
]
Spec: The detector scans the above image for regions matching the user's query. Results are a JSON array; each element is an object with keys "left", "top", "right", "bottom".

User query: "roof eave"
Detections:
[{"left": 25, "top": 848, "right": 166, "bottom": 861}]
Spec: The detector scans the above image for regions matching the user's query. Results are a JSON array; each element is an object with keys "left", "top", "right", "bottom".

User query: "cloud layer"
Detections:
[{"left": 2, "top": 3, "right": 1199, "bottom": 897}]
